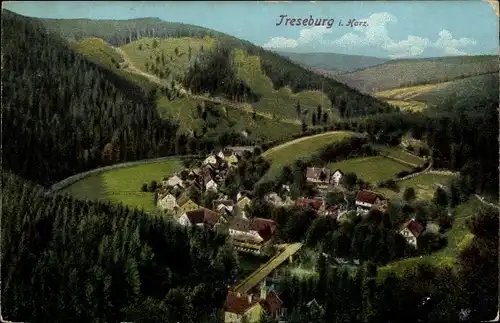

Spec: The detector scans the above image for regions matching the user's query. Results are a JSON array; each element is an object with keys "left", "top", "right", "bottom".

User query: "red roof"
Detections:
[
  {"left": 356, "top": 190, "right": 378, "bottom": 204},
  {"left": 265, "top": 290, "right": 283, "bottom": 317},
  {"left": 225, "top": 292, "right": 259, "bottom": 314},
  {"left": 251, "top": 218, "right": 277, "bottom": 241},
  {"left": 404, "top": 219, "right": 424, "bottom": 238},
  {"left": 295, "top": 198, "right": 324, "bottom": 210},
  {"left": 185, "top": 208, "right": 221, "bottom": 228}
]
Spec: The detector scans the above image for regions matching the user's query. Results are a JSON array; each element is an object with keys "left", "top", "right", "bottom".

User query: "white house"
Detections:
[
  {"left": 157, "top": 193, "right": 177, "bottom": 211},
  {"left": 203, "top": 154, "right": 218, "bottom": 165},
  {"left": 228, "top": 217, "right": 277, "bottom": 244},
  {"left": 205, "top": 179, "right": 218, "bottom": 191},
  {"left": 330, "top": 169, "right": 344, "bottom": 185},
  {"left": 163, "top": 175, "right": 184, "bottom": 188},
  {"left": 399, "top": 219, "right": 424, "bottom": 248}
]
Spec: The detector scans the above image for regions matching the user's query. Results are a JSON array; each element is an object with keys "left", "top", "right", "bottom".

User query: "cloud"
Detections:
[
  {"left": 263, "top": 36, "right": 298, "bottom": 49},
  {"left": 264, "top": 12, "right": 478, "bottom": 58},
  {"left": 482, "top": 0, "right": 499, "bottom": 16}
]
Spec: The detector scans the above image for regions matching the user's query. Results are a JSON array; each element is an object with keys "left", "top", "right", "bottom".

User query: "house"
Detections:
[
  {"left": 306, "top": 167, "right": 331, "bottom": 183},
  {"left": 229, "top": 217, "right": 277, "bottom": 244},
  {"left": 163, "top": 175, "right": 184, "bottom": 188},
  {"left": 187, "top": 168, "right": 201, "bottom": 181},
  {"left": 355, "top": 190, "right": 379, "bottom": 215},
  {"left": 295, "top": 197, "right": 325, "bottom": 213},
  {"left": 225, "top": 152, "right": 239, "bottom": 166},
  {"left": 306, "top": 298, "right": 325, "bottom": 315},
  {"left": 236, "top": 191, "right": 252, "bottom": 210},
  {"left": 324, "top": 204, "right": 343, "bottom": 218},
  {"left": 157, "top": 193, "right": 177, "bottom": 211},
  {"left": 201, "top": 168, "right": 218, "bottom": 191},
  {"left": 178, "top": 208, "right": 226, "bottom": 230},
  {"left": 203, "top": 154, "right": 218, "bottom": 165},
  {"left": 213, "top": 199, "right": 235, "bottom": 216},
  {"left": 176, "top": 195, "right": 199, "bottom": 214},
  {"left": 224, "top": 284, "right": 284, "bottom": 323},
  {"left": 399, "top": 218, "right": 424, "bottom": 248},
  {"left": 224, "top": 146, "right": 255, "bottom": 157},
  {"left": 329, "top": 169, "right": 344, "bottom": 185}
]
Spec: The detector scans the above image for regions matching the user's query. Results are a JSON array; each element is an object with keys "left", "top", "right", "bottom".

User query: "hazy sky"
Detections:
[{"left": 4, "top": 1, "right": 499, "bottom": 58}]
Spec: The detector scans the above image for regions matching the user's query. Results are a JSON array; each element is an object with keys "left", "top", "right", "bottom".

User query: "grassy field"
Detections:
[
  {"left": 261, "top": 131, "right": 355, "bottom": 180},
  {"left": 375, "top": 173, "right": 456, "bottom": 201},
  {"left": 234, "top": 49, "right": 336, "bottom": 121},
  {"left": 375, "top": 72, "right": 498, "bottom": 110},
  {"left": 376, "top": 145, "right": 427, "bottom": 167},
  {"left": 378, "top": 197, "right": 480, "bottom": 280},
  {"left": 156, "top": 96, "right": 301, "bottom": 141},
  {"left": 62, "top": 159, "right": 183, "bottom": 212},
  {"left": 72, "top": 38, "right": 158, "bottom": 89},
  {"left": 327, "top": 156, "right": 412, "bottom": 184},
  {"left": 338, "top": 55, "right": 498, "bottom": 93},
  {"left": 121, "top": 37, "right": 215, "bottom": 82}
]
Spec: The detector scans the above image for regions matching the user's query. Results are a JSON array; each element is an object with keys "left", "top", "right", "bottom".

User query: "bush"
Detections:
[
  {"left": 396, "top": 170, "right": 411, "bottom": 178},
  {"left": 141, "top": 183, "right": 148, "bottom": 192},
  {"left": 407, "top": 145, "right": 414, "bottom": 152}
]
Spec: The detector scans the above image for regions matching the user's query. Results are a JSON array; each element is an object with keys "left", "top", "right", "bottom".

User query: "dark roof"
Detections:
[
  {"left": 264, "top": 290, "right": 283, "bottom": 316},
  {"left": 402, "top": 219, "right": 424, "bottom": 238},
  {"left": 355, "top": 190, "right": 378, "bottom": 204},
  {"left": 229, "top": 217, "right": 277, "bottom": 242},
  {"left": 306, "top": 167, "right": 331, "bottom": 181},
  {"left": 225, "top": 292, "right": 259, "bottom": 315},
  {"left": 295, "top": 198, "right": 324, "bottom": 210},
  {"left": 229, "top": 217, "right": 251, "bottom": 232},
  {"left": 185, "top": 208, "right": 222, "bottom": 228}
]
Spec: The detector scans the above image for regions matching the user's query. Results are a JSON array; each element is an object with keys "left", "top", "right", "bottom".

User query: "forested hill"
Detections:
[
  {"left": 37, "top": 15, "right": 397, "bottom": 118},
  {"left": 1, "top": 10, "right": 179, "bottom": 186}
]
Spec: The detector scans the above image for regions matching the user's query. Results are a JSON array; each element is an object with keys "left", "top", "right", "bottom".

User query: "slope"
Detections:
[
  {"left": 276, "top": 51, "right": 389, "bottom": 73},
  {"left": 37, "top": 15, "right": 398, "bottom": 120},
  {"left": 333, "top": 55, "right": 498, "bottom": 93},
  {"left": 1, "top": 10, "right": 178, "bottom": 186}
]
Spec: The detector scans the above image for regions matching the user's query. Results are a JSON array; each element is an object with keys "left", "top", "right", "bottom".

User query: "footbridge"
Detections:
[{"left": 234, "top": 242, "right": 303, "bottom": 294}]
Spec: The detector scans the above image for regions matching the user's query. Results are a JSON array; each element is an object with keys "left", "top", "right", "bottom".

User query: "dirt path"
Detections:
[
  {"left": 261, "top": 131, "right": 351, "bottom": 158},
  {"left": 474, "top": 194, "right": 500, "bottom": 209}
]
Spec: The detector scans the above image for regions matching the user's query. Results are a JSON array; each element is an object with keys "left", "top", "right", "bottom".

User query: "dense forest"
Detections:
[
  {"left": 1, "top": 172, "right": 236, "bottom": 323},
  {"left": 1, "top": 10, "right": 179, "bottom": 186}
]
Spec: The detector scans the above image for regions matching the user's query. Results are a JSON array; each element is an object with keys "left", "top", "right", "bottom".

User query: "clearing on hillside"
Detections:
[
  {"left": 377, "top": 197, "right": 481, "bottom": 280},
  {"left": 234, "top": 49, "right": 335, "bottom": 121},
  {"left": 156, "top": 96, "right": 301, "bottom": 141},
  {"left": 72, "top": 37, "right": 158, "bottom": 89},
  {"left": 327, "top": 156, "right": 412, "bottom": 184},
  {"left": 375, "top": 173, "right": 456, "bottom": 201},
  {"left": 121, "top": 37, "right": 215, "bottom": 82},
  {"left": 62, "top": 159, "right": 183, "bottom": 212},
  {"left": 261, "top": 131, "right": 355, "bottom": 180}
]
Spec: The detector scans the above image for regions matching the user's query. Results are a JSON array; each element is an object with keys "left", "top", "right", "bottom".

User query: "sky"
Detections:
[{"left": 3, "top": 1, "right": 499, "bottom": 58}]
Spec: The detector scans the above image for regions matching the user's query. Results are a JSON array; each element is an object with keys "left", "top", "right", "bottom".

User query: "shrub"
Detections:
[{"left": 141, "top": 183, "right": 148, "bottom": 192}]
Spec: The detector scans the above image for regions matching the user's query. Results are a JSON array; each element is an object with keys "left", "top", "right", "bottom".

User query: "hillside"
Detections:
[
  {"left": 1, "top": 10, "right": 179, "bottom": 185},
  {"left": 332, "top": 55, "right": 498, "bottom": 93},
  {"left": 375, "top": 72, "right": 499, "bottom": 113},
  {"left": 36, "top": 15, "right": 398, "bottom": 120},
  {"left": 276, "top": 51, "right": 389, "bottom": 74}
]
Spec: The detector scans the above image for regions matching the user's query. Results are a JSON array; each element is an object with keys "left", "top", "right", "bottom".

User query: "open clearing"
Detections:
[
  {"left": 375, "top": 173, "right": 456, "bottom": 200},
  {"left": 261, "top": 131, "right": 355, "bottom": 180},
  {"left": 62, "top": 159, "right": 183, "bottom": 212},
  {"left": 327, "top": 156, "right": 412, "bottom": 184},
  {"left": 376, "top": 145, "right": 427, "bottom": 167},
  {"left": 378, "top": 197, "right": 480, "bottom": 280}
]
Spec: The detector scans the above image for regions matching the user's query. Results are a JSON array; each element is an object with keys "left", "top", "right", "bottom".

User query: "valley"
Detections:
[{"left": 1, "top": 4, "right": 498, "bottom": 323}]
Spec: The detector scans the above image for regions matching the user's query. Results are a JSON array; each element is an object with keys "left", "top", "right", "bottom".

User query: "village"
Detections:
[{"left": 154, "top": 146, "right": 426, "bottom": 323}]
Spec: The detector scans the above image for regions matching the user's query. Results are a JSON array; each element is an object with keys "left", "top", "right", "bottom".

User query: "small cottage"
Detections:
[
  {"left": 329, "top": 169, "right": 344, "bottom": 185},
  {"left": 306, "top": 167, "right": 331, "bottom": 183},
  {"left": 178, "top": 208, "right": 226, "bottom": 230},
  {"left": 399, "top": 218, "right": 424, "bottom": 248}
]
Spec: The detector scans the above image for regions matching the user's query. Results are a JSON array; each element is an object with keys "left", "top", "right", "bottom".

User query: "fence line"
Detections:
[{"left": 46, "top": 155, "right": 200, "bottom": 195}]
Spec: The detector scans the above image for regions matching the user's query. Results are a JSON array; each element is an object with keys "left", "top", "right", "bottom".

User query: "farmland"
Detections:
[
  {"left": 62, "top": 159, "right": 183, "bottom": 212},
  {"left": 375, "top": 173, "right": 456, "bottom": 200},
  {"left": 327, "top": 156, "right": 412, "bottom": 184},
  {"left": 261, "top": 131, "right": 355, "bottom": 180}
]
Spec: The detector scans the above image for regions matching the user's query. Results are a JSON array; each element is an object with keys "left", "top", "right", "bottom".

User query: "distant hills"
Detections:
[{"left": 276, "top": 51, "right": 389, "bottom": 74}]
